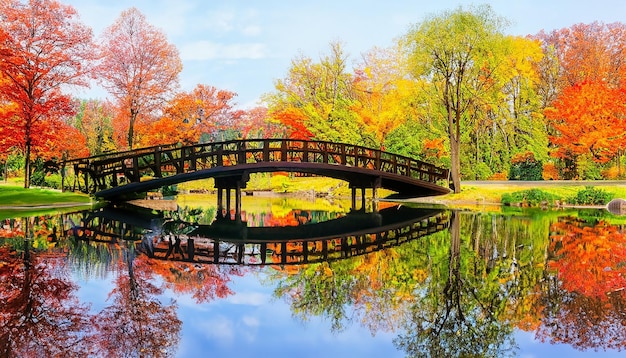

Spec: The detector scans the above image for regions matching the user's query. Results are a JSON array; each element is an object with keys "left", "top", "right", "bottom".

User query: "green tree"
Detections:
[
  {"left": 400, "top": 5, "right": 510, "bottom": 192},
  {"left": 266, "top": 42, "right": 375, "bottom": 146}
]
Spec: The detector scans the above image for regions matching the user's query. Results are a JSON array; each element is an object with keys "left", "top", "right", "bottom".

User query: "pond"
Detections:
[{"left": 1, "top": 194, "right": 625, "bottom": 357}]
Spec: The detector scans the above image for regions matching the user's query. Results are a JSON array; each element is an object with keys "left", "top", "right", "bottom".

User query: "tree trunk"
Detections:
[
  {"left": 128, "top": 121, "right": 134, "bottom": 150},
  {"left": 24, "top": 141, "right": 31, "bottom": 189},
  {"left": 448, "top": 107, "right": 462, "bottom": 194}
]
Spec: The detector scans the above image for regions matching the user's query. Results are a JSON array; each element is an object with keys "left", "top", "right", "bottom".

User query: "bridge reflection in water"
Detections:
[{"left": 67, "top": 204, "right": 449, "bottom": 266}]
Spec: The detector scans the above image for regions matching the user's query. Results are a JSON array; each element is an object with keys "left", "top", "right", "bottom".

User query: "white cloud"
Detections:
[
  {"left": 181, "top": 40, "right": 268, "bottom": 60},
  {"left": 241, "top": 315, "right": 260, "bottom": 328},
  {"left": 242, "top": 24, "right": 262, "bottom": 37},
  {"left": 227, "top": 291, "right": 269, "bottom": 305},
  {"left": 205, "top": 9, "right": 236, "bottom": 33},
  {"left": 198, "top": 316, "right": 234, "bottom": 344}
]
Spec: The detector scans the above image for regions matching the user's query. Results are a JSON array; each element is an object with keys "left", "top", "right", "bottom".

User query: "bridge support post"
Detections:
[
  {"left": 217, "top": 188, "right": 224, "bottom": 219},
  {"left": 349, "top": 176, "right": 381, "bottom": 212},
  {"left": 214, "top": 173, "right": 250, "bottom": 222}
]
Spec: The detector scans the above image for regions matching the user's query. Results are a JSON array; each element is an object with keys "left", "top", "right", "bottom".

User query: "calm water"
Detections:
[{"left": 1, "top": 195, "right": 625, "bottom": 358}]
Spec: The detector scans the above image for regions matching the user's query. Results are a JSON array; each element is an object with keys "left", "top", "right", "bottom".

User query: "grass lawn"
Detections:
[
  {"left": 0, "top": 183, "right": 92, "bottom": 207},
  {"left": 422, "top": 180, "right": 626, "bottom": 206}
]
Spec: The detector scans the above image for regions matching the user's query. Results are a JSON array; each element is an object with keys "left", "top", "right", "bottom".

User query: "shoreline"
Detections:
[{"left": 2, "top": 180, "right": 625, "bottom": 211}]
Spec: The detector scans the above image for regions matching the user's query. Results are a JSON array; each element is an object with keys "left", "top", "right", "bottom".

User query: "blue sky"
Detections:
[{"left": 63, "top": 0, "right": 626, "bottom": 109}]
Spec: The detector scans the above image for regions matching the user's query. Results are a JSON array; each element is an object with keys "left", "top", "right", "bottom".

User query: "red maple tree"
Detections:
[{"left": 0, "top": 0, "right": 95, "bottom": 187}]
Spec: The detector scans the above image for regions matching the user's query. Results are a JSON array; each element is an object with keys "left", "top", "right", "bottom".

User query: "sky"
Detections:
[{"left": 62, "top": 0, "right": 626, "bottom": 109}]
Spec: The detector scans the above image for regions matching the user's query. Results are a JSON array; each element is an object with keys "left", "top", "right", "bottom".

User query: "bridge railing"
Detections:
[{"left": 60, "top": 139, "right": 450, "bottom": 193}]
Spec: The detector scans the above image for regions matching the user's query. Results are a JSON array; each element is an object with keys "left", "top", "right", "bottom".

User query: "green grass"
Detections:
[
  {"left": 437, "top": 183, "right": 626, "bottom": 204},
  {"left": 0, "top": 184, "right": 92, "bottom": 207}
]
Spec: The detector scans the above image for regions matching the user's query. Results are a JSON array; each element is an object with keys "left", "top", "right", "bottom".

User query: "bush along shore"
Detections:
[{"left": 501, "top": 186, "right": 613, "bottom": 208}]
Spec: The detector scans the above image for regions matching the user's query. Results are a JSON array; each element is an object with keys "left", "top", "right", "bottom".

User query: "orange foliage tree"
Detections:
[
  {"left": 270, "top": 107, "right": 313, "bottom": 140},
  {"left": 140, "top": 84, "right": 244, "bottom": 147},
  {"left": 0, "top": 0, "right": 95, "bottom": 187},
  {"left": 96, "top": 7, "right": 182, "bottom": 150},
  {"left": 544, "top": 80, "right": 626, "bottom": 170},
  {"left": 240, "top": 106, "right": 285, "bottom": 139}
]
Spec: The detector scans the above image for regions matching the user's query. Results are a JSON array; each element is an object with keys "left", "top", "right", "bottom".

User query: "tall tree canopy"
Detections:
[
  {"left": 400, "top": 5, "right": 510, "bottom": 192},
  {"left": 96, "top": 7, "right": 182, "bottom": 150},
  {"left": 537, "top": 22, "right": 626, "bottom": 178},
  {"left": 0, "top": 0, "right": 95, "bottom": 187},
  {"left": 545, "top": 81, "right": 626, "bottom": 175},
  {"left": 537, "top": 22, "right": 626, "bottom": 90}
]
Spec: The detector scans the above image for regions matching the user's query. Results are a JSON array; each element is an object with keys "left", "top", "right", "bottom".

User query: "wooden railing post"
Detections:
[
  {"left": 132, "top": 156, "right": 140, "bottom": 181},
  {"left": 84, "top": 160, "right": 90, "bottom": 193},
  {"left": 302, "top": 140, "right": 309, "bottom": 162},
  {"left": 189, "top": 146, "right": 197, "bottom": 172},
  {"left": 375, "top": 150, "right": 381, "bottom": 171},
  {"left": 281, "top": 139, "right": 287, "bottom": 161},
  {"left": 154, "top": 146, "right": 162, "bottom": 178},
  {"left": 263, "top": 139, "right": 270, "bottom": 162},
  {"left": 340, "top": 144, "right": 347, "bottom": 164},
  {"left": 217, "top": 145, "right": 223, "bottom": 167},
  {"left": 238, "top": 141, "right": 246, "bottom": 164}
]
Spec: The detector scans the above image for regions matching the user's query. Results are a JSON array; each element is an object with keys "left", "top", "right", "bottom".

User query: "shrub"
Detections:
[
  {"left": 44, "top": 174, "right": 63, "bottom": 189},
  {"left": 576, "top": 155, "right": 602, "bottom": 180},
  {"left": 488, "top": 171, "right": 508, "bottom": 180},
  {"left": 569, "top": 186, "right": 612, "bottom": 205},
  {"left": 501, "top": 188, "right": 557, "bottom": 206},
  {"left": 509, "top": 151, "right": 542, "bottom": 180}
]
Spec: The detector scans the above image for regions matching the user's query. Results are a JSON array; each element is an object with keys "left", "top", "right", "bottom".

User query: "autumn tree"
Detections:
[
  {"left": 537, "top": 22, "right": 626, "bottom": 178},
  {"left": 240, "top": 106, "right": 285, "bottom": 139},
  {"left": 537, "top": 22, "right": 626, "bottom": 90},
  {"left": 545, "top": 81, "right": 626, "bottom": 178},
  {"left": 266, "top": 42, "right": 374, "bottom": 145},
  {"left": 0, "top": 0, "right": 96, "bottom": 187},
  {"left": 141, "top": 84, "right": 244, "bottom": 147},
  {"left": 468, "top": 35, "right": 546, "bottom": 179},
  {"left": 97, "top": 7, "right": 182, "bottom": 150},
  {"left": 352, "top": 46, "right": 422, "bottom": 148},
  {"left": 400, "top": 5, "right": 510, "bottom": 192}
]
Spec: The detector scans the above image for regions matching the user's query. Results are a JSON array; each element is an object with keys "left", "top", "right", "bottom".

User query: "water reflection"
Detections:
[{"left": 1, "top": 201, "right": 625, "bottom": 357}]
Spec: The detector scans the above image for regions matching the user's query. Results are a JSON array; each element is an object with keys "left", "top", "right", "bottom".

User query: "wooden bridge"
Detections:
[{"left": 61, "top": 139, "right": 450, "bottom": 204}]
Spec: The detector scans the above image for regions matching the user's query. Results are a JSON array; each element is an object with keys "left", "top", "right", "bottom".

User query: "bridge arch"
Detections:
[{"left": 60, "top": 139, "right": 450, "bottom": 202}]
